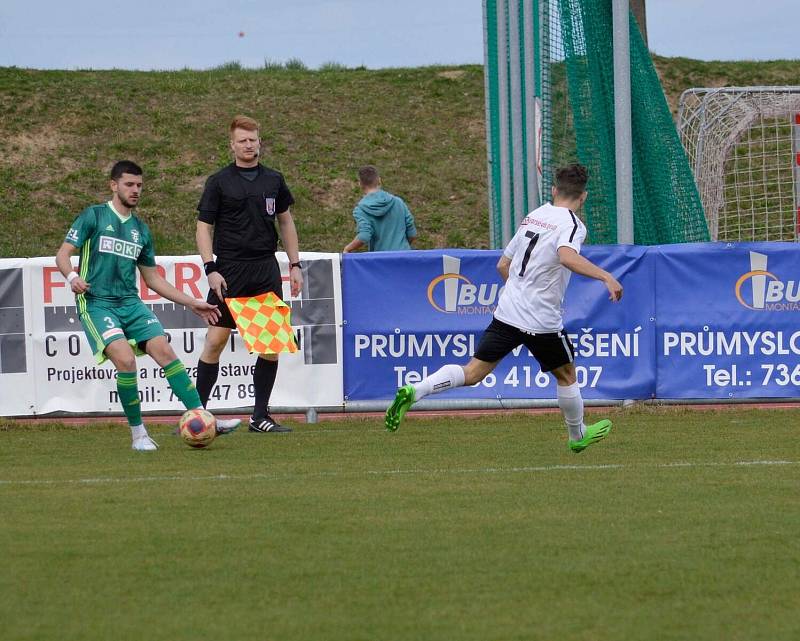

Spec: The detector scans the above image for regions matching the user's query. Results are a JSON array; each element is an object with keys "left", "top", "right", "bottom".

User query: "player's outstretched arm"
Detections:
[
  {"left": 139, "top": 265, "right": 220, "bottom": 324},
  {"left": 557, "top": 247, "right": 623, "bottom": 301}
]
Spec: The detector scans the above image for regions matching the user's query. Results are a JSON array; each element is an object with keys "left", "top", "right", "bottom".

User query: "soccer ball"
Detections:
[{"left": 178, "top": 409, "right": 217, "bottom": 449}]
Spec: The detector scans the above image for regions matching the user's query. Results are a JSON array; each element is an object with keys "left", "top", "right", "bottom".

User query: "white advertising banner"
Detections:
[{"left": 0, "top": 253, "right": 343, "bottom": 417}]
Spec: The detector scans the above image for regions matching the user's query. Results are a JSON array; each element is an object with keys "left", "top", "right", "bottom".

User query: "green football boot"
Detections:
[
  {"left": 385, "top": 385, "right": 416, "bottom": 432},
  {"left": 568, "top": 419, "right": 613, "bottom": 453}
]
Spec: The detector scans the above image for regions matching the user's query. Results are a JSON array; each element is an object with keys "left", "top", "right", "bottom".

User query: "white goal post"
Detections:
[{"left": 677, "top": 86, "right": 800, "bottom": 242}]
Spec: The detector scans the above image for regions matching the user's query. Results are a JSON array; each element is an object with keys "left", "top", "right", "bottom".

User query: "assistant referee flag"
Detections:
[{"left": 224, "top": 292, "right": 298, "bottom": 354}]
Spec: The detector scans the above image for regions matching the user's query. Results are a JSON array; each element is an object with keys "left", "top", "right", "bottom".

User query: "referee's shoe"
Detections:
[{"left": 248, "top": 413, "right": 292, "bottom": 433}]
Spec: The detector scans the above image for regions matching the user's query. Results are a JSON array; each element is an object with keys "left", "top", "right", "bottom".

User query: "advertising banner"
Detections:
[
  {"left": 0, "top": 253, "right": 343, "bottom": 416},
  {"left": 655, "top": 242, "right": 800, "bottom": 398},
  {"left": 343, "top": 247, "right": 656, "bottom": 401},
  {"left": 3, "top": 242, "right": 799, "bottom": 416}
]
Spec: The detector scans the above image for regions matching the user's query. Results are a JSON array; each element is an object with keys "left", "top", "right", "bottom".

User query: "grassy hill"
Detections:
[{"left": 0, "top": 56, "right": 797, "bottom": 258}]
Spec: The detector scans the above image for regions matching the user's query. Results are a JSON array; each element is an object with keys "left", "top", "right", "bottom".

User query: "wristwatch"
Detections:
[{"left": 290, "top": 262, "right": 302, "bottom": 270}]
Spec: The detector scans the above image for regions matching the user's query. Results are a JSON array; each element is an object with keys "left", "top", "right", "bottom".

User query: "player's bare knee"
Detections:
[
  {"left": 153, "top": 344, "right": 178, "bottom": 364},
  {"left": 552, "top": 363, "right": 577, "bottom": 386},
  {"left": 202, "top": 329, "right": 229, "bottom": 359},
  {"left": 200, "top": 345, "right": 224, "bottom": 361},
  {"left": 140, "top": 336, "right": 172, "bottom": 364},
  {"left": 111, "top": 353, "right": 136, "bottom": 372},
  {"left": 105, "top": 340, "right": 136, "bottom": 371}
]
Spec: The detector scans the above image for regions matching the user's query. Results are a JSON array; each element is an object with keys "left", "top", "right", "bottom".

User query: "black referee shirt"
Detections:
[{"left": 197, "top": 163, "right": 295, "bottom": 261}]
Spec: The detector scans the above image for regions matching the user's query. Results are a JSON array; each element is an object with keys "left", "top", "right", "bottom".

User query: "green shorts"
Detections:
[{"left": 78, "top": 296, "right": 165, "bottom": 364}]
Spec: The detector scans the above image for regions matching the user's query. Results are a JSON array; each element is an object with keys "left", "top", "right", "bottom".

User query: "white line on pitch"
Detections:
[{"left": 0, "top": 460, "right": 796, "bottom": 487}]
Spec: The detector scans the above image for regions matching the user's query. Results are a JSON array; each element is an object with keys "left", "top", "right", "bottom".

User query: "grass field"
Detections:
[{"left": 2, "top": 406, "right": 799, "bottom": 641}]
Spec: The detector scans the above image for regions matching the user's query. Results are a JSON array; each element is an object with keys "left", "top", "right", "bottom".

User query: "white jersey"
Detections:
[{"left": 494, "top": 202, "right": 587, "bottom": 333}]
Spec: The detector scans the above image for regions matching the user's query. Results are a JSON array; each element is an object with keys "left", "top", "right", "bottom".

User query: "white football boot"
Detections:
[
  {"left": 215, "top": 417, "right": 242, "bottom": 434},
  {"left": 131, "top": 435, "right": 159, "bottom": 451}
]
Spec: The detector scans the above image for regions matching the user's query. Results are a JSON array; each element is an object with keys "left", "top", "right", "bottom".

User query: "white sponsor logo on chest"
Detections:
[{"left": 98, "top": 235, "right": 142, "bottom": 260}]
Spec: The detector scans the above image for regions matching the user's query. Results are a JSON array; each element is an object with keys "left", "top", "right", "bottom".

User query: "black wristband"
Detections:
[
  {"left": 204, "top": 260, "right": 219, "bottom": 276},
  {"left": 290, "top": 262, "right": 302, "bottom": 270}
]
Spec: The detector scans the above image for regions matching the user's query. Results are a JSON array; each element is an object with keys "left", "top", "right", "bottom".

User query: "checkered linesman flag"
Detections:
[{"left": 224, "top": 292, "right": 298, "bottom": 354}]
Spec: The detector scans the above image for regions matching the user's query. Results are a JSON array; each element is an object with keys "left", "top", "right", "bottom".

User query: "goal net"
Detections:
[
  {"left": 537, "top": 0, "right": 708, "bottom": 245},
  {"left": 678, "top": 86, "right": 800, "bottom": 242},
  {"left": 483, "top": 0, "right": 709, "bottom": 246}
]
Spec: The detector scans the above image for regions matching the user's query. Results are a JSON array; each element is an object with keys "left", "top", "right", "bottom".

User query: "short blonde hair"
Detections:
[{"left": 230, "top": 115, "right": 259, "bottom": 136}]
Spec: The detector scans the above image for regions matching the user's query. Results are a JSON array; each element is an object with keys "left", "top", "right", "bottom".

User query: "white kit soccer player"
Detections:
[{"left": 385, "top": 164, "right": 623, "bottom": 453}]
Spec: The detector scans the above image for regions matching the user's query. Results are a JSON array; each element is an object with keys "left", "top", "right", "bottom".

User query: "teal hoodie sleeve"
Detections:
[
  {"left": 353, "top": 206, "right": 374, "bottom": 244},
  {"left": 401, "top": 198, "right": 417, "bottom": 240}
]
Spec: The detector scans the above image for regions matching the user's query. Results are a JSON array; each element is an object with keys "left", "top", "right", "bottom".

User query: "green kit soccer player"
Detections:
[{"left": 55, "top": 161, "right": 222, "bottom": 451}]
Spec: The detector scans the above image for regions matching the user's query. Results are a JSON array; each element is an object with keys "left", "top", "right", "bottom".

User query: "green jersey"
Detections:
[{"left": 65, "top": 201, "right": 157, "bottom": 302}]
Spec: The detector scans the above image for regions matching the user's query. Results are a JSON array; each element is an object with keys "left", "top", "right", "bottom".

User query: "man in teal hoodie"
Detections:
[{"left": 343, "top": 165, "right": 417, "bottom": 252}]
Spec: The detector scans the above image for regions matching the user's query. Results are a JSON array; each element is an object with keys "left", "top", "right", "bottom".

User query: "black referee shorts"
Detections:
[
  {"left": 474, "top": 317, "right": 575, "bottom": 373},
  {"left": 207, "top": 257, "right": 283, "bottom": 329}
]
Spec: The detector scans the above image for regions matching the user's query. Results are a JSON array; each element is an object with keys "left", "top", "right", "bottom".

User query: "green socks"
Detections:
[
  {"left": 164, "top": 359, "right": 202, "bottom": 410},
  {"left": 116, "top": 371, "right": 142, "bottom": 426},
  {"left": 118, "top": 360, "right": 201, "bottom": 424}
]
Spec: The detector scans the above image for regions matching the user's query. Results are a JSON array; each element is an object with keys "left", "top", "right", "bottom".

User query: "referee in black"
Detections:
[{"left": 195, "top": 115, "right": 302, "bottom": 433}]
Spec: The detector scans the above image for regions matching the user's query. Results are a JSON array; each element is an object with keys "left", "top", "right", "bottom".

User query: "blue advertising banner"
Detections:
[
  {"left": 655, "top": 242, "right": 800, "bottom": 398},
  {"left": 343, "top": 247, "right": 656, "bottom": 401}
]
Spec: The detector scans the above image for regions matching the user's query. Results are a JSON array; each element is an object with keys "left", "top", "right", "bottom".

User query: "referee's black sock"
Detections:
[
  {"left": 196, "top": 359, "right": 220, "bottom": 408},
  {"left": 253, "top": 357, "right": 278, "bottom": 421}
]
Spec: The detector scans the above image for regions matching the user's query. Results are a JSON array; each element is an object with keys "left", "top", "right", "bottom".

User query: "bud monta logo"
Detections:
[
  {"left": 735, "top": 251, "right": 800, "bottom": 311},
  {"left": 426, "top": 255, "right": 501, "bottom": 314}
]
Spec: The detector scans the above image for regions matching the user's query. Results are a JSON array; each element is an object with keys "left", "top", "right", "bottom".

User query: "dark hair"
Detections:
[
  {"left": 358, "top": 165, "right": 380, "bottom": 188},
  {"left": 110, "top": 160, "right": 143, "bottom": 180},
  {"left": 554, "top": 163, "right": 588, "bottom": 198}
]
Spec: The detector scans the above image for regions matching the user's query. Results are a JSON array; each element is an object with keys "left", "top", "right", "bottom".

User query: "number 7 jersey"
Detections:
[{"left": 494, "top": 202, "right": 587, "bottom": 334}]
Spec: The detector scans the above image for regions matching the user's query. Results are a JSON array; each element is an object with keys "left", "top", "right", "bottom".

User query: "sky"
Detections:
[{"left": 0, "top": 0, "right": 797, "bottom": 71}]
